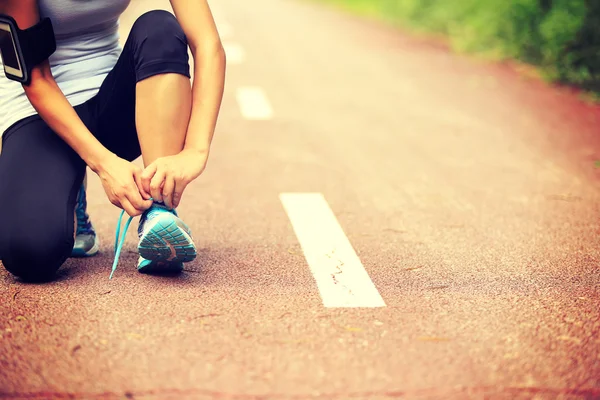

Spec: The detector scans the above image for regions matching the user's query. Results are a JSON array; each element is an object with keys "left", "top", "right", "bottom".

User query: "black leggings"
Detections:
[{"left": 0, "top": 10, "right": 190, "bottom": 281}]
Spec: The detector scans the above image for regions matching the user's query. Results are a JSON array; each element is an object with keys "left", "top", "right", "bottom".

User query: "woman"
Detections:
[{"left": 0, "top": 0, "right": 226, "bottom": 281}]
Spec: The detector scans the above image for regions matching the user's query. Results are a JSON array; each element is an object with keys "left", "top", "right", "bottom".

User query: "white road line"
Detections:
[
  {"left": 280, "top": 193, "right": 386, "bottom": 308},
  {"left": 236, "top": 87, "right": 274, "bottom": 120},
  {"left": 223, "top": 43, "right": 245, "bottom": 65}
]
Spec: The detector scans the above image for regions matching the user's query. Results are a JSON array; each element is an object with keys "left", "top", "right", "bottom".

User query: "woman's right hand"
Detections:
[{"left": 96, "top": 153, "right": 153, "bottom": 217}]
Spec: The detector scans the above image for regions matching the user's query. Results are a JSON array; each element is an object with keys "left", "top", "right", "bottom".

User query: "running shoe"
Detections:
[
  {"left": 137, "top": 202, "right": 196, "bottom": 269},
  {"left": 71, "top": 184, "right": 100, "bottom": 257},
  {"left": 110, "top": 202, "right": 195, "bottom": 279}
]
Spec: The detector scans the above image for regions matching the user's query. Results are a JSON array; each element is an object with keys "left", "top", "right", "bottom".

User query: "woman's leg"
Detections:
[
  {"left": 134, "top": 11, "right": 192, "bottom": 166},
  {"left": 85, "top": 9, "right": 192, "bottom": 165},
  {"left": 0, "top": 117, "right": 86, "bottom": 281},
  {"left": 136, "top": 73, "right": 191, "bottom": 166},
  {"left": 81, "top": 10, "right": 196, "bottom": 273}
]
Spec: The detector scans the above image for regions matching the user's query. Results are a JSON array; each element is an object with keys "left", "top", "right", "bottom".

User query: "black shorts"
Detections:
[{"left": 0, "top": 10, "right": 190, "bottom": 281}]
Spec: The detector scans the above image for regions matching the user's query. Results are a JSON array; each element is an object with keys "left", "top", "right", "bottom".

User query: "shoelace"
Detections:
[
  {"left": 110, "top": 201, "right": 175, "bottom": 279},
  {"left": 111, "top": 209, "right": 134, "bottom": 279}
]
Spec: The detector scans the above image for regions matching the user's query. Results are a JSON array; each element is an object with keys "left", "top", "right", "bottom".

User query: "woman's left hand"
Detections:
[{"left": 140, "top": 148, "right": 209, "bottom": 209}]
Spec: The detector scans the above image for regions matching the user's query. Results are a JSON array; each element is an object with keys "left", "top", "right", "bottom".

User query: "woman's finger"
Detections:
[
  {"left": 162, "top": 176, "right": 176, "bottom": 209},
  {"left": 133, "top": 168, "right": 152, "bottom": 200},
  {"left": 125, "top": 182, "right": 153, "bottom": 212},
  {"left": 119, "top": 197, "right": 142, "bottom": 217},
  {"left": 140, "top": 163, "right": 157, "bottom": 195},
  {"left": 149, "top": 168, "right": 166, "bottom": 203},
  {"left": 172, "top": 179, "right": 188, "bottom": 208}
]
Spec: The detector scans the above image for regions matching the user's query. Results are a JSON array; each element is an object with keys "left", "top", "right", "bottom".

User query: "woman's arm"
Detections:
[
  {"left": 1, "top": 0, "right": 110, "bottom": 170},
  {"left": 0, "top": 0, "right": 152, "bottom": 216},
  {"left": 169, "top": 0, "right": 226, "bottom": 155},
  {"left": 140, "top": 0, "right": 225, "bottom": 208}
]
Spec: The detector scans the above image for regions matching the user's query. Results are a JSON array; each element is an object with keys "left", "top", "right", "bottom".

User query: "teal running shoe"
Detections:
[
  {"left": 71, "top": 184, "right": 100, "bottom": 258},
  {"left": 110, "top": 202, "right": 195, "bottom": 279},
  {"left": 137, "top": 202, "right": 196, "bottom": 264}
]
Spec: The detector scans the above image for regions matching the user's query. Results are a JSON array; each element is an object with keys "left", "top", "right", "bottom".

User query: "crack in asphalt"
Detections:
[{"left": 326, "top": 251, "right": 354, "bottom": 296}]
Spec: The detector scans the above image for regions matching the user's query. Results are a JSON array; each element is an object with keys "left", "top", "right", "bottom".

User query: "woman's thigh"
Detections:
[{"left": 0, "top": 116, "right": 86, "bottom": 280}]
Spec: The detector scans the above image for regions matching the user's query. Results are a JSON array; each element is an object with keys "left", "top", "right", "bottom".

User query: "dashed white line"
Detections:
[
  {"left": 280, "top": 193, "right": 386, "bottom": 308},
  {"left": 223, "top": 43, "right": 245, "bottom": 65},
  {"left": 236, "top": 87, "right": 274, "bottom": 120}
]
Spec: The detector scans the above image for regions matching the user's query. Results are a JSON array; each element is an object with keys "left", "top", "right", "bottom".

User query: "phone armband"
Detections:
[{"left": 0, "top": 14, "right": 56, "bottom": 85}]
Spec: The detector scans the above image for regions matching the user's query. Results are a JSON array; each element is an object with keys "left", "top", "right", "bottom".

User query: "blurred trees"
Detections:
[{"left": 332, "top": 0, "right": 599, "bottom": 90}]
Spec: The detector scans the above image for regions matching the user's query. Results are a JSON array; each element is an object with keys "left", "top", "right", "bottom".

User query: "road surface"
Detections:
[{"left": 1, "top": 0, "right": 600, "bottom": 398}]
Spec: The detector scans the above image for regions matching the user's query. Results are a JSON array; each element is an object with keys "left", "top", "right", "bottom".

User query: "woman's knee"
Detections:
[
  {"left": 1, "top": 225, "right": 73, "bottom": 281},
  {"left": 130, "top": 10, "right": 190, "bottom": 66}
]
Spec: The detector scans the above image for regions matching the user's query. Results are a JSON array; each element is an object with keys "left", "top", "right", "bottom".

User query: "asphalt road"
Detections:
[{"left": 1, "top": 0, "right": 600, "bottom": 398}]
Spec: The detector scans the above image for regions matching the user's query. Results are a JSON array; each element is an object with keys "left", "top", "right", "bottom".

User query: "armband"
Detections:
[{"left": 0, "top": 14, "right": 56, "bottom": 85}]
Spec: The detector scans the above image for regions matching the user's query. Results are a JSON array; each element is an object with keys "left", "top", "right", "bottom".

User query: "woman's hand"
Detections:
[
  {"left": 140, "top": 148, "right": 209, "bottom": 209},
  {"left": 97, "top": 153, "right": 153, "bottom": 216}
]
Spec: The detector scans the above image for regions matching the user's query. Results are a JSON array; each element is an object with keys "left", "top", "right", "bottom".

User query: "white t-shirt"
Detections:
[{"left": 0, "top": 0, "right": 131, "bottom": 136}]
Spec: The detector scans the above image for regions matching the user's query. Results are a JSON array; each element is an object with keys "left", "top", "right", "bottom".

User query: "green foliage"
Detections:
[{"left": 324, "top": 0, "right": 598, "bottom": 90}]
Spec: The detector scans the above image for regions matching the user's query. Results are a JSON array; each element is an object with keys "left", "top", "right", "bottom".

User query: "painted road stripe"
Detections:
[
  {"left": 280, "top": 193, "right": 386, "bottom": 308},
  {"left": 223, "top": 43, "right": 245, "bottom": 65},
  {"left": 236, "top": 87, "right": 273, "bottom": 120}
]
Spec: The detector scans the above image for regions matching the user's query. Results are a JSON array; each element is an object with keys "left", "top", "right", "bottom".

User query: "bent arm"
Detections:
[
  {"left": 170, "top": 0, "right": 226, "bottom": 155},
  {"left": 0, "top": 0, "right": 111, "bottom": 171}
]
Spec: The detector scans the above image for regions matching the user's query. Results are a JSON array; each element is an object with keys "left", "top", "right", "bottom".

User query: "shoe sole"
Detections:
[
  {"left": 137, "top": 214, "right": 197, "bottom": 264},
  {"left": 137, "top": 259, "right": 184, "bottom": 274}
]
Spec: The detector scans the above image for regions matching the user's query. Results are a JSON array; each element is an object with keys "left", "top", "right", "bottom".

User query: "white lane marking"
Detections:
[
  {"left": 236, "top": 87, "right": 274, "bottom": 120},
  {"left": 217, "top": 22, "right": 234, "bottom": 39},
  {"left": 280, "top": 193, "right": 386, "bottom": 308},
  {"left": 223, "top": 43, "right": 245, "bottom": 65}
]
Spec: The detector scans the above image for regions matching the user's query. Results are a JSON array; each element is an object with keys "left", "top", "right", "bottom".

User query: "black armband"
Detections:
[{"left": 0, "top": 14, "right": 56, "bottom": 85}]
